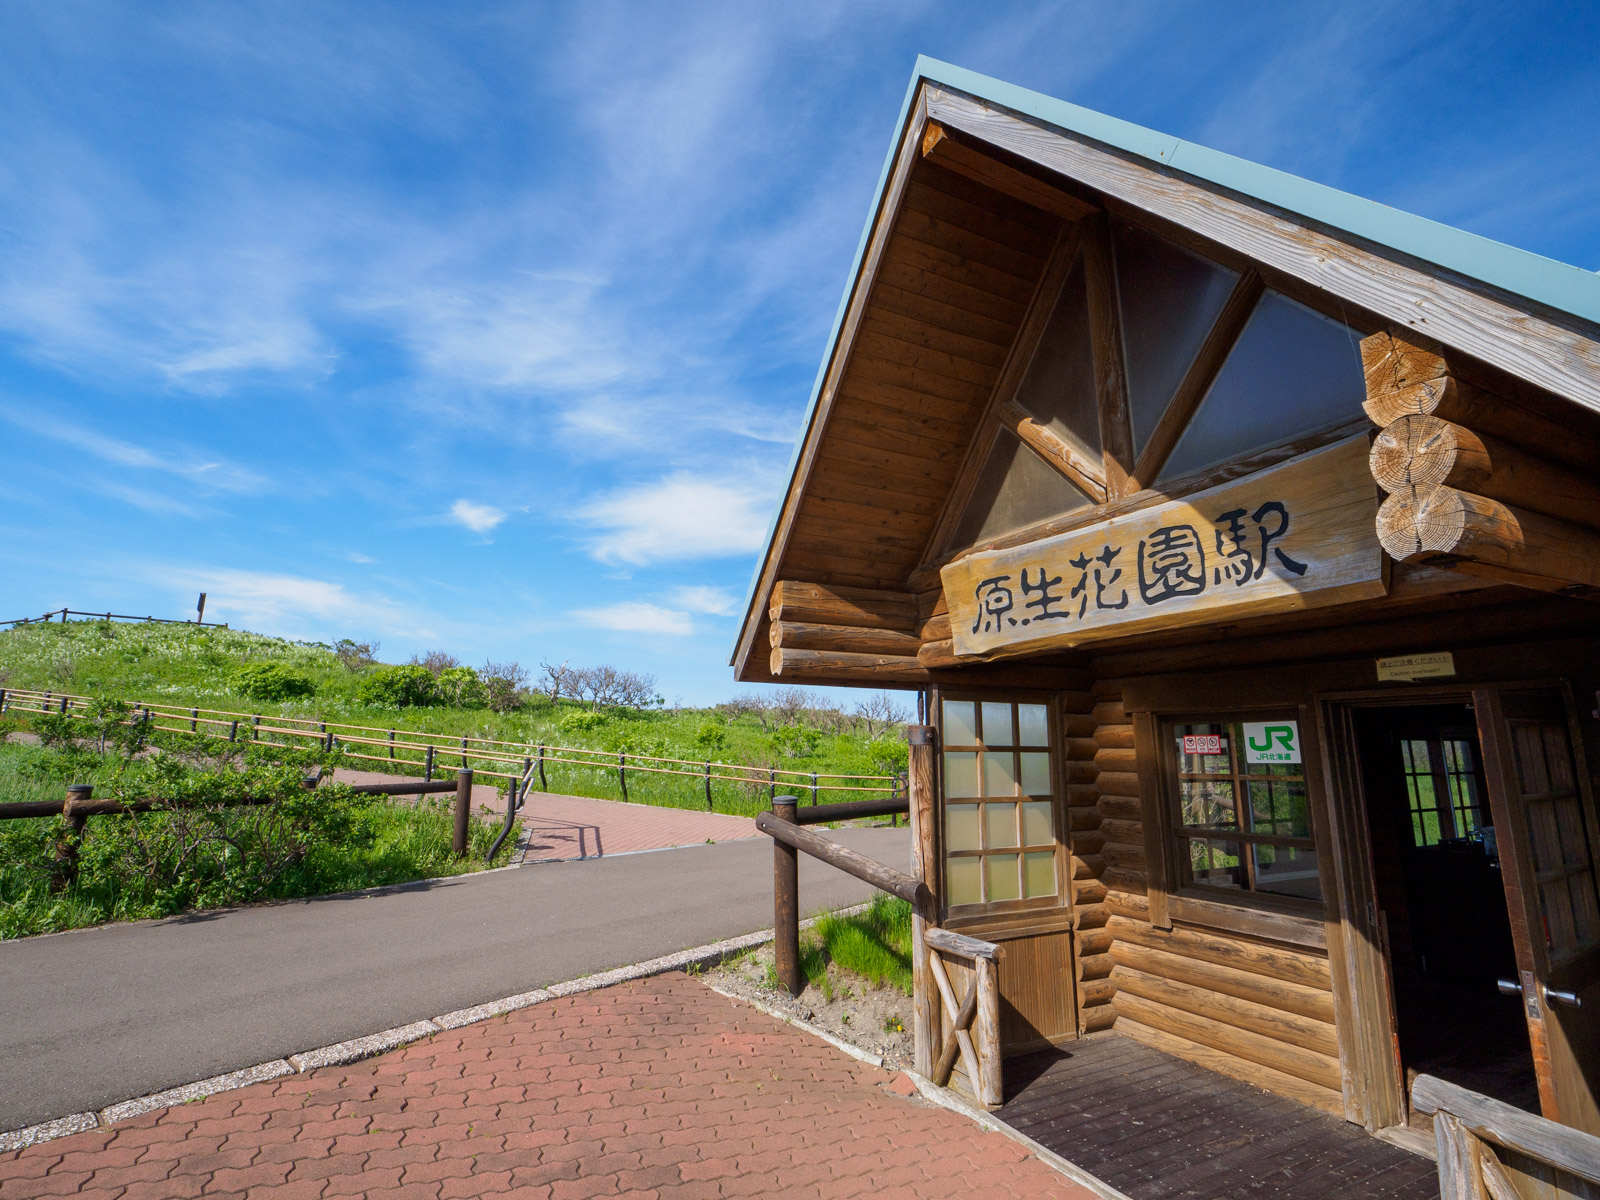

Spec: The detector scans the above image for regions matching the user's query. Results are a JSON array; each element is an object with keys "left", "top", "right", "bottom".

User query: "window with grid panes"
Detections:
[
  {"left": 941, "top": 698, "right": 1061, "bottom": 910},
  {"left": 1398, "top": 731, "right": 1487, "bottom": 848},
  {"left": 1168, "top": 719, "right": 1322, "bottom": 903}
]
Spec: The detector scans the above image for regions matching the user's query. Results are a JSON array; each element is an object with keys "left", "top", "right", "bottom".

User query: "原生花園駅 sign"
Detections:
[{"left": 941, "top": 436, "right": 1386, "bottom": 659}]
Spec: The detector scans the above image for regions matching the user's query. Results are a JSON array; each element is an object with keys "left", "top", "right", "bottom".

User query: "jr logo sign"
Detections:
[{"left": 1242, "top": 721, "right": 1301, "bottom": 765}]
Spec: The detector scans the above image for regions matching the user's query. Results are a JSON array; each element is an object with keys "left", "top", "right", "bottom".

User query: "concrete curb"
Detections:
[{"left": 0, "top": 906, "right": 865, "bottom": 1152}]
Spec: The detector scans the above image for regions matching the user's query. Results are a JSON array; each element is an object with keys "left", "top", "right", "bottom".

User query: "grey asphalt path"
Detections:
[{"left": 0, "top": 824, "right": 908, "bottom": 1131}]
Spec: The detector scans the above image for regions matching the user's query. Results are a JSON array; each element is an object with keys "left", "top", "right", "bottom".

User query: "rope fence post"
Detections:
[
  {"left": 425, "top": 745, "right": 435, "bottom": 783},
  {"left": 704, "top": 761, "right": 713, "bottom": 811},
  {"left": 229, "top": 720, "right": 239, "bottom": 743},
  {"left": 537, "top": 744, "right": 547, "bottom": 791},
  {"left": 617, "top": 752, "right": 628, "bottom": 802},
  {"left": 811, "top": 771, "right": 819, "bottom": 806},
  {"left": 460, "top": 735, "right": 468, "bottom": 769},
  {"left": 768, "top": 767, "right": 775, "bottom": 802},
  {"left": 190, "top": 708, "right": 199, "bottom": 732},
  {"left": 252, "top": 715, "right": 260, "bottom": 742},
  {"left": 452, "top": 769, "right": 473, "bottom": 857},
  {"left": 388, "top": 729, "right": 395, "bottom": 760}
]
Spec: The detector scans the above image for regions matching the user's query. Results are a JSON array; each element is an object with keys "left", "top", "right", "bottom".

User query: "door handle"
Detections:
[{"left": 1497, "top": 978, "right": 1582, "bottom": 1009}]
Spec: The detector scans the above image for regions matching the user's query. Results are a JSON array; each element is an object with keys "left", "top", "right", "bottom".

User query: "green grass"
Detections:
[
  {"left": 0, "top": 737, "right": 518, "bottom": 939},
  {"left": 796, "top": 893, "right": 914, "bottom": 998},
  {"left": 0, "top": 620, "right": 907, "bottom": 818}
]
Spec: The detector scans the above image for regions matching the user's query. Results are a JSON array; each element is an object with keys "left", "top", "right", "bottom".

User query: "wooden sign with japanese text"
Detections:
[{"left": 942, "top": 436, "right": 1386, "bottom": 659}]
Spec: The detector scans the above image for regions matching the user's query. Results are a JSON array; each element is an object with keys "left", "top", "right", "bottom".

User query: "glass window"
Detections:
[
  {"left": 1170, "top": 719, "right": 1321, "bottom": 903},
  {"left": 1159, "top": 291, "right": 1365, "bottom": 482},
  {"left": 1401, "top": 731, "right": 1487, "bottom": 848},
  {"left": 942, "top": 696, "right": 1061, "bottom": 908},
  {"left": 1111, "top": 220, "right": 1240, "bottom": 459},
  {"left": 1013, "top": 257, "right": 1100, "bottom": 461},
  {"left": 950, "top": 429, "right": 1091, "bottom": 548}
]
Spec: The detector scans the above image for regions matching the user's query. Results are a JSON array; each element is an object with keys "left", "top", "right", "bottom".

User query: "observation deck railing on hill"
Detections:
[{"left": 0, "top": 686, "right": 905, "bottom": 817}]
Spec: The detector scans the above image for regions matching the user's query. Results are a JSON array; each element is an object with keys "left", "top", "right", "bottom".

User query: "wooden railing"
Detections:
[
  {"left": 0, "top": 686, "right": 903, "bottom": 808},
  {"left": 755, "top": 776, "right": 1006, "bottom": 1109},
  {"left": 1413, "top": 1074, "right": 1600, "bottom": 1200},
  {"left": 0, "top": 607, "right": 227, "bottom": 628}
]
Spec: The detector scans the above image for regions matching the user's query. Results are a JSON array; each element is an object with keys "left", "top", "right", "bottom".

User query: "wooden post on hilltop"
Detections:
[
  {"left": 772, "top": 795, "right": 802, "bottom": 997},
  {"left": 907, "top": 724, "right": 939, "bottom": 1078},
  {"left": 453, "top": 769, "right": 473, "bottom": 857}
]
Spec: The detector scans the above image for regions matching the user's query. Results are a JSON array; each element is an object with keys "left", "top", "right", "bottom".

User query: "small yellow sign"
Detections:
[{"left": 1376, "top": 651, "right": 1456, "bottom": 682}]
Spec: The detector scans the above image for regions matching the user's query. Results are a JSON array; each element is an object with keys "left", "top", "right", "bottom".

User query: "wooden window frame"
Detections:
[
  {"left": 1138, "top": 705, "right": 1329, "bottom": 949},
  {"left": 935, "top": 689, "right": 1069, "bottom": 928}
]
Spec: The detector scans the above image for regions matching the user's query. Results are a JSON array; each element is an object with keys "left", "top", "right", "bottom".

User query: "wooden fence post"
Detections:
[
  {"left": 425, "top": 745, "right": 435, "bottom": 782},
  {"left": 190, "top": 708, "right": 198, "bottom": 732},
  {"left": 537, "top": 744, "right": 547, "bottom": 791},
  {"left": 459, "top": 736, "right": 468, "bottom": 769},
  {"left": 388, "top": 729, "right": 395, "bottom": 760},
  {"left": 704, "top": 761, "right": 713, "bottom": 810},
  {"left": 617, "top": 752, "right": 629, "bottom": 802},
  {"left": 55, "top": 784, "right": 92, "bottom": 891},
  {"left": 772, "top": 795, "right": 803, "bottom": 997},
  {"left": 453, "top": 769, "right": 473, "bottom": 857},
  {"left": 811, "top": 772, "right": 818, "bottom": 805},
  {"left": 228, "top": 720, "right": 238, "bottom": 742},
  {"left": 975, "top": 955, "right": 1003, "bottom": 1107},
  {"left": 907, "top": 724, "right": 939, "bottom": 1078},
  {"left": 252, "top": 715, "right": 260, "bottom": 742}
]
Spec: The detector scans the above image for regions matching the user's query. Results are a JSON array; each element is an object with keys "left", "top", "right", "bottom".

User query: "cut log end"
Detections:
[{"left": 1359, "top": 328, "right": 1447, "bottom": 406}]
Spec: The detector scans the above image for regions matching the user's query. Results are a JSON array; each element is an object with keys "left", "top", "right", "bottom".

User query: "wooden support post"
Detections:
[
  {"left": 1432, "top": 1112, "right": 1483, "bottom": 1200},
  {"left": 975, "top": 955, "right": 1003, "bottom": 1107},
  {"left": 59, "top": 696, "right": 69, "bottom": 713},
  {"left": 388, "top": 729, "right": 395, "bottom": 760},
  {"left": 704, "top": 761, "right": 713, "bottom": 811},
  {"left": 772, "top": 795, "right": 803, "bottom": 998},
  {"left": 811, "top": 772, "right": 818, "bottom": 806},
  {"left": 460, "top": 736, "right": 468, "bottom": 769},
  {"left": 537, "top": 745, "right": 547, "bottom": 791},
  {"left": 907, "top": 724, "right": 939, "bottom": 1078},
  {"left": 452, "top": 769, "right": 473, "bottom": 858},
  {"left": 618, "top": 752, "right": 629, "bottom": 802},
  {"left": 55, "top": 784, "right": 92, "bottom": 891},
  {"left": 768, "top": 767, "right": 775, "bottom": 802},
  {"left": 228, "top": 720, "right": 238, "bottom": 742},
  {"left": 252, "top": 715, "right": 259, "bottom": 742},
  {"left": 425, "top": 745, "right": 435, "bottom": 782},
  {"left": 190, "top": 708, "right": 198, "bottom": 732}
]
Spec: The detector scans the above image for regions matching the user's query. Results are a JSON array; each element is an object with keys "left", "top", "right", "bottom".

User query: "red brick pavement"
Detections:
[{"left": 0, "top": 973, "right": 1092, "bottom": 1199}]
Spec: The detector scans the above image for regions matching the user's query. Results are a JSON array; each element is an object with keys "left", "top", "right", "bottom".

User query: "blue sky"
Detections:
[{"left": 0, "top": 1, "right": 1595, "bottom": 705}]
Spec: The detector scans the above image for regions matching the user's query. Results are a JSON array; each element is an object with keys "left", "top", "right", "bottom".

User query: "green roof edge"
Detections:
[{"left": 731, "top": 55, "right": 1600, "bottom": 670}]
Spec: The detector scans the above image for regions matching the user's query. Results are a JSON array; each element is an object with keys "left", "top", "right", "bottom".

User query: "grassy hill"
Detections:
[{"left": 0, "top": 619, "right": 907, "bottom": 811}]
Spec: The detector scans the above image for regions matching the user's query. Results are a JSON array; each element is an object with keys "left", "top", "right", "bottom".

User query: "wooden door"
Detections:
[{"left": 1474, "top": 686, "right": 1600, "bottom": 1136}]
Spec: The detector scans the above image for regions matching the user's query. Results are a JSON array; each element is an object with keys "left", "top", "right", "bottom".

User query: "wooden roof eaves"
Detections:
[
  {"left": 729, "top": 86, "right": 935, "bottom": 680},
  {"left": 921, "top": 81, "right": 1600, "bottom": 417}
]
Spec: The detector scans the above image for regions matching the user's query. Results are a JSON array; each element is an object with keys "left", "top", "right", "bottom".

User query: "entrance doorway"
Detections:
[{"left": 1353, "top": 704, "right": 1541, "bottom": 1118}]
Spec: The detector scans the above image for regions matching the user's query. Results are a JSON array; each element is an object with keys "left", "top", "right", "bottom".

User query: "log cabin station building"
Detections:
[{"left": 732, "top": 58, "right": 1600, "bottom": 1171}]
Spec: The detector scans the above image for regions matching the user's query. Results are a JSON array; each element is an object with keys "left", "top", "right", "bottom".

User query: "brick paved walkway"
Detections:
[
  {"left": 0, "top": 973, "right": 1089, "bottom": 1199},
  {"left": 331, "top": 770, "right": 760, "bottom": 862}
]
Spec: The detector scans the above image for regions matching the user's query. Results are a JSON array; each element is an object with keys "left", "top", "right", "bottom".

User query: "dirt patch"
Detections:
[{"left": 701, "top": 940, "right": 915, "bottom": 1068}]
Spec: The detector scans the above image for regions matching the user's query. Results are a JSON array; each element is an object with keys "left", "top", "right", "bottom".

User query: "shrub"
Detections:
[
  {"left": 332, "top": 639, "right": 379, "bottom": 671},
  {"left": 355, "top": 665, "right": 438, "bottom": 708},
  {"left": 436, "top": 666, "right": 486, "bottom": 708},
  {"left": 234, "top": 663, "right": 317, "bottom": 701},
  {"left": 867, "top": 735, "right": 908, "bottom": 775},
  {"left": 693, "top": 721, "right": 728, "bottom": 756},
  {"left": 770, "top": 724, "right": 821, "bottom": 759},
  {"left": 558, "top": 709, "right": 608, "bottom": 734}
]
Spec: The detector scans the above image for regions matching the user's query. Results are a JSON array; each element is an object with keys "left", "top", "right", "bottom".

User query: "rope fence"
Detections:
[{"left": 0, "top": 686, "right": 905, "bottom": 815}]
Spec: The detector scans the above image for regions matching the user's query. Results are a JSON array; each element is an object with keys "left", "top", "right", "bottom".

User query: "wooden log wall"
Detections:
[
  {"left": 1083, "top": 678, "right": 1345, "bottom": 1116},
  {"left": 1362, "top": 329, "right": 1600, "bottom": 594}
]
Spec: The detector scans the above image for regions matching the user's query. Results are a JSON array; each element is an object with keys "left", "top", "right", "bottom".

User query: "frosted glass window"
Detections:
[
  {"left": 944, "top": 752, "right": 980, "bottom": 798},
  {"left": 1014, "top": 258, "right": 1100, "bottom": 460},
  {"left": 947, "top": 857, "right": 982, "bottom": 907},
  {"left": 946, "top": 804, "right": 981, "bottom": 852},
  {"left": 942, "top": 700, "right": 977, "bottom": 747},
  {"left": 1160, "top": 291, "right": 1364, "bottom": 481},
  {"left": 984, "top": 752, "right": 1017, "bottom": 797},
  {"left": 985, "top": 855, "right": 1022, "bottom": 903},
  {"left": 1018, "top": 703, "right": 1049, "bottom": 746},
  {"left": 1021, "top": 801, "right": 1054, "bottom": 846},
  {"left": 1112, "top": 220, "right": 1239, "bottom": 457},
  {"left": 1020, "top": 753, "right": 1052, "bottom": 796},
  {"left": 981, "top": 702, "right": 1014, "bottom": 745},
  {"left": 1024, "top": 851, "right": 1058, "bottom": 898},
  {"left": 985, "top": 802, "right": 1020, "bottom": 849},
  {"left": 951, "top": 430, "right": 1090, "bottom": 548}
]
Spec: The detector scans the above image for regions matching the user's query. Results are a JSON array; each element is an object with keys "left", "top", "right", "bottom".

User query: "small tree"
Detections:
[
  {"left": 409, "top": 649, "right": 460, "bottom": 676},
  {"left": 332, "top": 639, "right": 380, "bottom": 671},
  {"left": 480, "top": 660, "right": 528, "bottom": 712},
  {"left": 538, "top": 659, "right": 575, "bottom": 703},
  {"left": 854, "top": 691, "right": 910, "bottom": 739}
]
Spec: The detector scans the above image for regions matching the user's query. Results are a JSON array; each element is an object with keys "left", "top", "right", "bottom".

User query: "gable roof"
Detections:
[{"left": 731, "top": 57, "right": 1600, "bottom": 677}]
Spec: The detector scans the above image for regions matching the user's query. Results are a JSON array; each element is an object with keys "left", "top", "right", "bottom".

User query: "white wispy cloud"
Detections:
[
  {"left": 572, "top": 601, "right": 694, "bottom": 637},
  {"left": 667, "top": 585, "right": 739, "bottom": 616},
  {"left": 449, "top": 499, "right": 507, "bottom": 533},
  {"left": 0, "top": 406, "right": 268, "bottom": 492},
  {"left": 574, "top": 473, "right": 773, "bottom": 565},
  {"left": 150, "top": 565, "right": 434, "bottom": 643}
]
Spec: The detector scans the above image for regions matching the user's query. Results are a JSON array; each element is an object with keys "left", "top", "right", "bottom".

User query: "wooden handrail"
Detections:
[
  {"left": 924, "top": 926, "right": 1001, "bottom": 962},
  {"left": 1412, "top": 1074, "right": 1600, "bottom": 1188},
  {"left": 754, "top": 809, "right": 929, "bottom": 909}
]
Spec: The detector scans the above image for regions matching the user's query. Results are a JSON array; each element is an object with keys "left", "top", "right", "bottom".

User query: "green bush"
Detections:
[
  {"left": 693, "top": 721, "right": 728, "bottom": 756},
  {"left": 234, "top": 663, "right": 317, "bottom": 701},
  {"left": 436, "top": 666, "right": 486, "bottom": 708},
  {"left": 559, "top": 709, "right": 608, "bottom": 734},
  {"left": 770, "top": 724, "right": 821, "bottom": 759},
  {"left": 355, "top": 665, "right": 438, "bottom": 708}
]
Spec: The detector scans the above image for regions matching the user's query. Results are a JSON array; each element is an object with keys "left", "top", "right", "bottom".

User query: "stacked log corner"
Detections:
[
  {"left": 1360, "top": 329, "right": 1600, "bottom": 593},
  {"left": 1068, "top": 683, "right": 1118, "bottom": 1033}
]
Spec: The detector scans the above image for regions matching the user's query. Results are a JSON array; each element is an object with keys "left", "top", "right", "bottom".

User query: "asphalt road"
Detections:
[{"left": 0, "top": 825, "right": 908, "bottom": 1130}]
